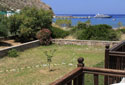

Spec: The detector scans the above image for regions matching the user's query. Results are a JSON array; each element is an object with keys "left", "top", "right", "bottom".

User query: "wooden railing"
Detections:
[
  {"left": 105, "top": 41, "right": 125, "bottom": 84},
  {"left": 50, "top": 57, "right": 125, "bottom": 85}
]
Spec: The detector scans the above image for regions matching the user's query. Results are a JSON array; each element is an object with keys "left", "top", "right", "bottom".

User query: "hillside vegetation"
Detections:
[{"left": 0, "top": 0, "right": 51, "bottom": 11}]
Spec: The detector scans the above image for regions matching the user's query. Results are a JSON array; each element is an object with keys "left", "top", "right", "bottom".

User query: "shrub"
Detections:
[
  {"left": 117, "top": 29, "right": 125, "bottom": 34},
  {"left": 0, "top": 15, "right": 8, "bottom": 37},
  {"left": 77, "top": 24, "right": 120, "bottom": 41},
  {"left": 36, "top": 29, "right": 52, "bottom": 45},
  {"left": 8, "top": 49, "right": 18, "bottom": 57},
  {"left": 55, "top": 19, "right": 72, "bottom": 27},
  {"left": 8, "top": 7, "right": 53, "bottom": 42},
  {"left": 0, "top": 23, "right": 8, "bottom": 37},
  {"left": 50, "top": 27, "right": 69, "bottom": 38}
]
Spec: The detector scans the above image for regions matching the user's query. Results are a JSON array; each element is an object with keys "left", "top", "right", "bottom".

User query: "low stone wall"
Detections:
[
  {"left": 0, "top": 39, "right": 120, "bottom": 57},
  {"left": 0, "top": 40, "right": 40, "bottom": 57},
  {"left": 52, "top": 39, "right": 120, "bottom": 46}
]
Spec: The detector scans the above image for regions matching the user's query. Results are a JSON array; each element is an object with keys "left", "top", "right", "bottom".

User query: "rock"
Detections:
[{"left": 0, "top": 0, "right": 52, "bottom": 11}]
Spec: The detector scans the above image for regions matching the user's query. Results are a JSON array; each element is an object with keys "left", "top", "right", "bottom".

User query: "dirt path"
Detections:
[{"left": 0, "top": 39, "right": 21, "bottom": 49}]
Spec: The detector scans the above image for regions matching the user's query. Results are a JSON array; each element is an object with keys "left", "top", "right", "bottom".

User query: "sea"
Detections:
[{"left": 53, "top": 14, "right": 125, "bottom": 28}]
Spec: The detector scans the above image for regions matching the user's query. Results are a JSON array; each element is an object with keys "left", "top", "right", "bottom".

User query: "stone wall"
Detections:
[
  {"left": 52, "top": 39, "right": 120, "bottom": 46},
  {"left": 0, "top": 40, "right": 40, "bottom": 57},
  {"left": 0, "top": 39, "right": 120, "bottom": 57}
]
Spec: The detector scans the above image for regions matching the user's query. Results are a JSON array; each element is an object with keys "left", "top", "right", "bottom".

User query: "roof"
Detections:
[{"left": 0, "top": 11, "right": 7, "bottom": 15}]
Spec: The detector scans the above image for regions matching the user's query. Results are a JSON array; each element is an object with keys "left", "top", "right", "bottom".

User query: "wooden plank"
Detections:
[
  {"left": 109, "top": 51, "right": 125, "bottom": 55},
  {"left": 78, "top": 73, "right": 84, "bottom": 85},
  {"left": 109, "top": 54, "right": 125, "bottom": 57},
  {"left": 104, "top": 76, "right": 109, "bottom": 85},
  {"left": 82, "top": 67, "right": 125, "bottom": 77},
  {"left": 105, "top": 45, "right": 110, "bottom": 85},
  {"left": 67, "top": 81, "right": 72, "bottom": 85},
  {"left": 73, "top": 77, "right": 78, "bottom": 85},
  {"left": 94, "top": 74, "right": 99, "bottom": 85},
  {"left": 109, "top": 76, "right": 114, "bottom": 84},
  {"left": 110, "top": 41, "right": 125, "bottom": 51}
]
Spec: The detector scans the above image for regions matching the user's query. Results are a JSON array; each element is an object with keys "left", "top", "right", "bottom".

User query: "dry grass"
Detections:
[{"left": 0, "top": 44, "right": 105, "bottom": 85}]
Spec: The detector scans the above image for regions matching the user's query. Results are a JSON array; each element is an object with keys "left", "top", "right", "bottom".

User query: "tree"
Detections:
[
  {"left": 8, "top": 7, "right": 53, "bottom": 42},
  {"left": 44, "top": 49, "right": 56, "bottom": 71},
  {"left": 0, "top": 15, "right": 8, "bottom": 37}
]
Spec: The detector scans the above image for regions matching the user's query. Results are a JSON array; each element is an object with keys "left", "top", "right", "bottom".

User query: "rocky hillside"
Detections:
[{"left": 0, "top": 0, "right": 51, "bottom": 11}]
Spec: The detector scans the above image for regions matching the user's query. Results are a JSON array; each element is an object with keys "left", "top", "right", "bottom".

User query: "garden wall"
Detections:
[
  {"left": 52, "top": 39, "right": 120, "bottom": 46},
  {"left": 0, "top": 39, "right": 120, "bottom": 57},
  {"left": 0, "top": 40, "right": 40, "bottom": 57}
]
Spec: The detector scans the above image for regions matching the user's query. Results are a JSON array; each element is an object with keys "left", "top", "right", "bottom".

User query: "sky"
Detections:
[{"left": 42, "top": 0, "right": 125, "bottom": 14}]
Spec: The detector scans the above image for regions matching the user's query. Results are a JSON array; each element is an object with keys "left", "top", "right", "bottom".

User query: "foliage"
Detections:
[
  {"left": 70, "top": 21, "right": 91, "bottom": 38},
  {"left": 50, "top": 27, "right": 69, "bottom": 38},
  {"left": 71, "top": 23, "right": 120, "bottom": 41},
  {"left": 77, "top": 21, "right": 88, "bottom": 29},
  {"left": 44, "top": 49, "right": 56, "bottom": 71},
  {"left": 8, "top": 7, "right": 53, "bottom": 42},
  {"left": 55, "top": 19, "right": 72, "bottom": 27},
  {"left": 0, "top": 15, "right": 8, "bottom": 37},
  {"left": 8, "top": 49, "right": 18, "bottom": 57},
  {"left": 118, "top": 22, "right": 123, "bottom": 28},
  {"left": 36, "top": 29, "right": 52, "bottom": 45},
  {"left": 117, "top": 28, "right": 125, "bottom": 34}
]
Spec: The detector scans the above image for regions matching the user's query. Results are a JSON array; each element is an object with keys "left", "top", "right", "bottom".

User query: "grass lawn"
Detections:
[{"left": 0, "top": 44, "right": 105, "bottom": 85}]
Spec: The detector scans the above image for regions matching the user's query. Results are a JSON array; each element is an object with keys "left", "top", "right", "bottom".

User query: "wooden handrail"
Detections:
[
  {"left": 83, "top": 67, "right": 125, "bottom": 77},
  {"left": 50, "top": 67, "right": 125, "bottom": 85},
  {"left": 50, "top": 67, "right": 83, "bottom": 85},
  {"left": 110, "top": 41, "right": 125, "bottom": 51},
  {"left": 50, "top": 58, "right": 125, "bottom": 85}
]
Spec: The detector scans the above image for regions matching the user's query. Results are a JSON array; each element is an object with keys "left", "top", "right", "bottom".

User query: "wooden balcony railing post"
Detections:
[
  {"left": 105, "top": 44, "right": 110, "bottom": 85},
  {"left": 109, "top": 76, "right": 114, "bottom": 84},
  {"left": 77, "top": 57, "right": 84, "bottom": 67},
  {"left": 77, "top": 57, "right": 84, "bottom": 85},
  {"left": 94, "top": 74, "right": 99, "bottom": 85}
]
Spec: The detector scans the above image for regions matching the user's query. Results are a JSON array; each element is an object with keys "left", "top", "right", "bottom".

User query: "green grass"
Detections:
[{"left": 0, "top": 44, "right": 105, "bottom": 85}]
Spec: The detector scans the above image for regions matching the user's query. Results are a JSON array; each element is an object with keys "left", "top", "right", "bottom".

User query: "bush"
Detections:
[
  {"left": 8, "top": 7, "right": 53, "bottom": 42},
  {"left": 0, "top": 15, "right": 8, "bottom": 37},
  {"left": 8, "top": 49, "right": 18, "bottom": 57},
  {"left": 0, "top": 23, "right": 8, "bottom": 37},
  {"left": 36, "top": 29, "right": 52, "bottom": 45},
  {"left": 50, "top": 27, "right": 69, "bottom": 38},
  {"left": 117, "top": 29, "right": 125, "bottom": 34},
  {"left": 55, "top": 19, "right": 72, "bottom": 27},
  {"left": 70, "top": 21, "right": 89, "bottom": 37},
  {"left": 77, "top": 24, "right": 120, "bottom": 41}
]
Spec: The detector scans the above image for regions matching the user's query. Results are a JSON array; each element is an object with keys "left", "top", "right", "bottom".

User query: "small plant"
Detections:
[
  {"left": 36, "top": 28, "right": 52, "bottom": 45},
  {"left": 44, "top": 49, "right": 56, "bottom": 71},
  {"left": 8, "top": 49, "right": 18, "bottom": 57}
]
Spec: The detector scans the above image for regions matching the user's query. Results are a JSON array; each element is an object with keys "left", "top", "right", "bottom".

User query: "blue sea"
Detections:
[{"left": 53, "top": 14, "right": 125, "bottom": 28}]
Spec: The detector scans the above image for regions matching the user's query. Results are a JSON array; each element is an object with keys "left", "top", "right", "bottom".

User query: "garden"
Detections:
[{"left": 0, "top": 44, "right": 105, "bottom": 85}]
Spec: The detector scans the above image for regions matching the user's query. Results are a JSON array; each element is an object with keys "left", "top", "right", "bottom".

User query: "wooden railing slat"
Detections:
[
  {"left": 78, "top": 73, "right": 84, "bottom": 85},
  {"left": 67, "top": 81, "right": 72, "bottom": 85},
  {"left": 73, "top": 77, "right": 78, "bottom": 85},
  {"left": 94, "top": 74, "right": 99, "bottom": 85},
  {"left": 109, "top": 76, "right": 114, "bottom": 84}
]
